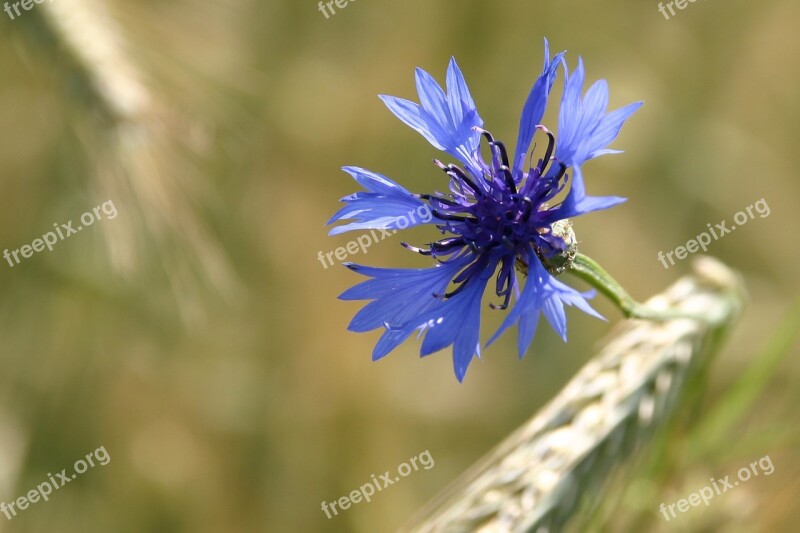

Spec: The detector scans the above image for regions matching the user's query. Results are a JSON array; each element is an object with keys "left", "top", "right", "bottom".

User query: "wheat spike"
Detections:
[
  {"left": 403, "top": 257, "right": 744, "bottom": 533},
  {"left": 39, "top": 0, "right": 239, "bottom": 321}
]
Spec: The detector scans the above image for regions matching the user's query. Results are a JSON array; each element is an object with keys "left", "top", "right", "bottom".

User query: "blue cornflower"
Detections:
[{"left": 328, "top": 40, "right": 642, "bottom": 381}]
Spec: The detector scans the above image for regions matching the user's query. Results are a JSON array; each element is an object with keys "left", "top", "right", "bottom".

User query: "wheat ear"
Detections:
[
  {"left": 40, "top": 0, "right": 239, "bottom": 321},
  {"left": 403, "top": 257, "right": 744, "bottom": 533}
]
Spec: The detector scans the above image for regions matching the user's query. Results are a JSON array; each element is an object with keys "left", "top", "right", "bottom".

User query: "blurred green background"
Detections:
[{"left": 0, "top": 0, "right": 798, "bottom": 531}]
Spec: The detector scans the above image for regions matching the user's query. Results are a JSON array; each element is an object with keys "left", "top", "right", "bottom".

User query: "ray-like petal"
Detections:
[
  {"left": 381, "top": 254, "right": 498, "bottom": 381},
  {"left": 488, "top": 249, "right": 603, "bottom": 357},
  {"left": 513, "top": 39, "right": 565, "bottom": 177},
  {"left": 445, "top": 58, "right": 477, "bottom": 127},
  {"left": 541, "top": 166, "right": 627, "bottom": 224},
  {"left": 327, "top": 167, "right": 435, "bottom": 235},
  {"left": 339, "top": 257, "right": 471, "bottom": 360},
  {"left": 556, "top": 58, "right": 642, "bottom": 167},
  {"left": 379, "top": 60, "right": 483, "bottom": 170}
]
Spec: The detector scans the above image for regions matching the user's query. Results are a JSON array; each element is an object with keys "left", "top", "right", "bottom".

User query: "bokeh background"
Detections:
[{"left": 0, "top": 0, "right": 798, "bottom": 531}]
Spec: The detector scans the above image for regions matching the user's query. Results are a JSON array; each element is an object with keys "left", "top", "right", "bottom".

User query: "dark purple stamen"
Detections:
[
  {"left": 419, "top": 194, "right": 460, "bottom": 207},
  {"left": 490, "top": 258, "right": 515, "bottom": 310},
  {"left": 401, "top": 242, "right": 433, "bottom": 255},
  {"left": 534, "top": 125, "right": 556, "bottom": 175},
  {"left": 431, "top": 210, "right": 477, "bottom": 224},
  {"left": 479, "top": 129, "right": 517, "bottom": 194},
  {"left": 499, "top": 165, "right": 517, "bottom": 194},
  {"left": 434, "top": 160, "right": 483, "bottom": 197},
  {"left": 406, "top": 128, "right": 572, "bottom": 306}
]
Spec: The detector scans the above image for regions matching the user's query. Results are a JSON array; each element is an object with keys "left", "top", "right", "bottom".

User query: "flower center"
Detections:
[{"left": 402, "top": 127, "right": 576, "bottom": 307}]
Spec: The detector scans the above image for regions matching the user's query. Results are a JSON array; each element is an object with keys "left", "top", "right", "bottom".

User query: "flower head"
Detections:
[{"left": 328, "top": 40, "right": 642, "bottom": 381}]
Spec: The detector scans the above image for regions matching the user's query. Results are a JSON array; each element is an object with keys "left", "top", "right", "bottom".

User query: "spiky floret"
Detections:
[{"left": 329, "top": 39, "right": 642, "bottom": 381}]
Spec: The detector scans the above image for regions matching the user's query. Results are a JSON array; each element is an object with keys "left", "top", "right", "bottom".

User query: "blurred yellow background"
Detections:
[{"left": 0, "top": 0, "right": 797, "bottom": 531}]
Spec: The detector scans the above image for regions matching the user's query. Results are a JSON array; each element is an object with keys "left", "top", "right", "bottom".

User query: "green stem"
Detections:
[{"left": 568, "top": 252, "right": 703, "bottom": 321}]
